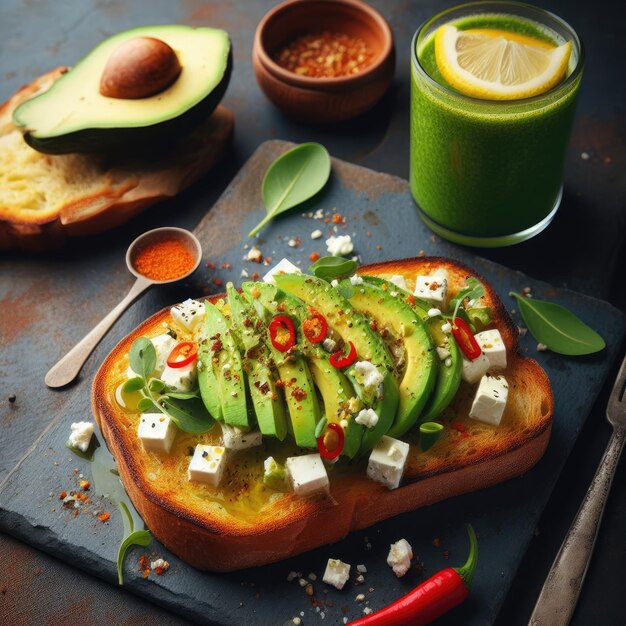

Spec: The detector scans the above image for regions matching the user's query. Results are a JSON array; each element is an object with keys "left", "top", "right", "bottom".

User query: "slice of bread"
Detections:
[
  {"left": 0, "top": 68, "right": 233, "bottom": 251},
  {"left": 92, "top": 257, "right": 553, "bottom": 571}
]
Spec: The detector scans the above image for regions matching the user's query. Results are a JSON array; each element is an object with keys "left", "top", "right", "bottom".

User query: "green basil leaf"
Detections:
[
  {"left": 123, "top": 377, "right": 145, "bottom": 393},
  {"left": 451, "top": 277, "right": 485, "bottom": 319},
  {"left": 148, "top": 378, "right": 167, "bottom": 393},
  {"left": 248, "top": 143, "right": 331, "bottom": 237},
  {"left": 117, "top": 529, "right": 152, "bottom": 585},
  {"left": 314, "top": 416, "right": 328, "bottom": 439},
  {"left": 165, "top": 389, "right": 201, "bottom": 400},
  {"left": 159, "top": 396, "right": 215, "bottom": 433},
  {"left": 137, "top": 397, "right": 159, "bottom": 413},
  {"left": 129, "top": 337, "right": 156, "bottom": 379},
  {"left": 420, "top": 422, "right": 444, "bottom": 452},
  {"left": 309, "top": 256, "right": 358, "bottom": 281},
  {"left": 510, "top": 292, "right": 605, "bottom": 356},
  {"left": 467, "top": 307, "right": 492, "bottom": 331}
]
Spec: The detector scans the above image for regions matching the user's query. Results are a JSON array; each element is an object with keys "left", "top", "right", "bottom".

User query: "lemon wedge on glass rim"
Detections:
[{"left": 434, "top": 24, "right": 572, "bottom": 100}]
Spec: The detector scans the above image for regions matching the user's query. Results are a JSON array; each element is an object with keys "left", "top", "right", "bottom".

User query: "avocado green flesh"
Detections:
[
  {"left": 361, "top": 276, "right": 431, "bottom": 317},
  {"left": 242, "top": 283, "right": 321, "bottom": 448},
  {"left": 203, "top": 301, "right": 249, "bottom": 429},
  {"left": 273, "top": 273, "right": 399, "bottom": 453},
  {"left": 247, "top": 281, "right": 364, "bottom": 458},
  {"left": 420, "top": 316, "right": 462, "bottom": 422},
  {"left": 348, "top": 283, "right": 437, "bottom": 438},
  {"left": 197, "top": 351, "right": 223, "bottom": 421},
  {"left": 226, "top": 287, "right": 288, "bottom": 441},
  {"left": 13, "top": 25, "right": 231, "bottom": 154}
]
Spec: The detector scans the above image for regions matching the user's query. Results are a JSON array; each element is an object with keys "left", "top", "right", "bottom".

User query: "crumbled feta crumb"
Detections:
[
  {"left": 326, "top": 234, "right": 354, "bottom": 257},
  {"left": 311, "top": 229, "right": 323, "bottom": 240},
  {"left": 313, "top": 208, "right": 324, "bottom": 219},
  {"left": 350, "top": 274, "right": 364, "bottom": 285},
  {"left": 581, "top": 151, "right": 590, "bottom": 160},
  {"left": 68, "top": 422, "right": 94, "bottom": 452},
  {"left": 287, "top": 571, "right": 299, "bottom": 582},
  {"left": 356, "top": 593, "right": 365, "bottom": 602},
  {"left": 427, "top": 308, "right": 442, "bottom": 317},
  {"left": 355, "top": 574, "right": 365, "bottom": 584},
  {"left": 299, "top": 578, "right": 308, "bottom": 587},
  {"left": 353, "top": 361, "right": 384, "bottom": 395},
  {"left": 356, "top": 564, "right": 367, "bottom": 573},
  {"left": 387, "top": 539, "right": 413, "bottom": 577},
  {"left": 288, "top": 238, "right": 298, "bottom": 248},
  {"left": 322, "top": 558, "right": 351, "bottom": 590},
  {"left": 247, "top": 247, "right": 263, "bottom": 263},
  {"left": 537, "top": 343, "right": 548, "bottom": 352},
  {"left": 355, "top": 408, "right": 379, "bottom": 429},
  {"left": 441, "top": 322, "right": 452, "bottom": 333},
  {"left": 292, "top": 618, "right": 301, "bottom": 626},
  {"left": 363, "top": 607, "right": 373, "bottom": 615},
  {"left": 240, "top": 269, "right": 249, "bottom": 278},
  {"left": 150, "top": 558, "right": 170, "bottom": 571},
  {"left": 331, "top": 279, "right": 339, "bottom": 288},
  {"left": 322, "top": 338, "right": 337, "bottom": 353}
]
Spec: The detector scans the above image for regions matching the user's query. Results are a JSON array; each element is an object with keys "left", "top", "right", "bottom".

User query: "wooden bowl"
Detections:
[{"left": 252, "top": 0, "right": 395, "bottom": 123}]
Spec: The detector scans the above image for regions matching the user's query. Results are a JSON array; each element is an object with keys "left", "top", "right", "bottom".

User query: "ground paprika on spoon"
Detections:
[{"left": 133, "top": 239, "right": 195, "bottom": 281}]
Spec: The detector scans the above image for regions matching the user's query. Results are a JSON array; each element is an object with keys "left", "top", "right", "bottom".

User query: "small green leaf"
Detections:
[
  {"left": 117, "top": 529, "right": 152, "bottom": 585},
  {"left": 123, "top": 377, "right": 145, "bottom": 393},
  {"left": 451, "top": 277, "right": 485, "bottom": 319},
  {"left": 129, "top": 337, "right": 156, "bottom": 379},
  {"left": 314, "top": 416, "right": 328, "bottom": 439},
  {"left": 467, "top": 307, "right": 492, "bottom": 331},
  {"left": 309, "top": 256, "right": 358, "bottom": 281},
  {"left": 420, "top": 422, "right": 444, "bottom": 452},
  {"left": 248, "top": 143, "right": 331, "bottom": 237},
  {"left": 160, "top": 396, "right": 215, "bottom": 433},
  {"left": 137, "top": 397, "right": 159, "bottom": 413},
  {"left": 510, "top": 292, "right": 605, "bottom": 356},
  {"left": 148, "top": 378, "right": 166, "bottom": 393},
  {"left": 165, "top": 389, "right": 201, "bottom": 400}
]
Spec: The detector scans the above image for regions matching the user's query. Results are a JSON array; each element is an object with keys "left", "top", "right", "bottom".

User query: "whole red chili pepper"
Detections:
[
  {"left": 451, "top": 318, "right": 482, "bottom": 361},
  {"left": 268, "top": 315, "right": 296, "bottom": 352},
  {"left": 349, "top": 525, "right": 478, "bottom": 626}
]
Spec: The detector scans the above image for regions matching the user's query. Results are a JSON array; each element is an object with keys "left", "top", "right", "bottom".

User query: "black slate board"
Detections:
[{"left": 1, "top": 141, "right": 624, "bottom": 626}]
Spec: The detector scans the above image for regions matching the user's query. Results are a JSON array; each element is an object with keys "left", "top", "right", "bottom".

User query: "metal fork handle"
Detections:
[{"left": 529, "top": 426, "right": 626, "bottom": 626}]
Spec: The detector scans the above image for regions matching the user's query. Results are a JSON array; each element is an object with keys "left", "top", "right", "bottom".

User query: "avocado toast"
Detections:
[{"left": 92, "top": 257, "right": 553, "bottom": 571}]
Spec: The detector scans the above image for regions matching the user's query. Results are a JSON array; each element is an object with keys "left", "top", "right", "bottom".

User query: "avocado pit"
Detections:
[{"left": 99, "top": 36, "right": 182, "bottom": 99}]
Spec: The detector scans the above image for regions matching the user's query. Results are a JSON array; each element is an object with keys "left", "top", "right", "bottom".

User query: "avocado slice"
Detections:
[
  {"left": 273, "top": 273, "right": 399, "bottom": 453},
  {"left": 348, "top": 281, "right": 437, "bottom": 438},
  {"left": 420, "top": 316, "right": 462, "bottom": 422},
  {"left": 13, "top": 25, "right": 232, "bottom": 154},
  {"left": 242, "top": 283, "right": 321, "bottom": 448},
  {"left": 361, "top": 276, "right": 431, "bottom": 317},
  {"left": 226, "top": 284, "right": 288, "bottom": 441},
  {"left": 250, "top": 282, "right": 364, "bottom": 458},
  {"left": 203, "top": 301, "right": 249, "bottom": 429},
  {"left": 197, "top": 326, "right": 223, "bottom": 422}
]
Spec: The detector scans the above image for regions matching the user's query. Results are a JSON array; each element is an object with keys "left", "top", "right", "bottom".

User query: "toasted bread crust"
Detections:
[
  {"left": 0, "top": 69, "right": 233, "bottom": 251},
  {"left": 92, "top": 258, "right": 553, "bottom": 570}
]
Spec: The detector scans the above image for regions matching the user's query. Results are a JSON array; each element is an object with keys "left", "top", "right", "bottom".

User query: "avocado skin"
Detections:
[
  {"left": 226, "top": 285, "right": 288, "bottom": 441},
  {"left": 15, "top": 30, "right": 232, "bottom": 155},
  {"left": 348, "top": 281, "right": 437, "bottom": 438},
  {"left": 250, "top": 282, "right": 364, "bottom": 458},
  {"left": 273, "top": 273, "right": 399, "bottom": 453}
]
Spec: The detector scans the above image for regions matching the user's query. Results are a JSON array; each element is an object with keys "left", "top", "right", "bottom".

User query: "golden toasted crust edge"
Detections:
[{"left": 92, "top": 257, "right": 554, "bottom": 570}]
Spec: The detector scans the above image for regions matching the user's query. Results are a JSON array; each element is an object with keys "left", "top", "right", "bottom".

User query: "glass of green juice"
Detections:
[{"left": 410, "top": 1, "right": 584, "bottom": 247}]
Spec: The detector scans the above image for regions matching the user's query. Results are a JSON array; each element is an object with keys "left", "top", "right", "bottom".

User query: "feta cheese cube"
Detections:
[
  {"left": 322, "top": 559, "right": 351, "bottom": 590},
  {"left": 414, "top": 274, "right": 448, "bottom": 307},
  {"left": 475, "top": 329, "right": 507, "bottom": 370},
  {"left": 68, "top": 422, "right": 94, "bottom": 452},
  {"left": 353, "top": 361, "right": 384, "bottom": 394},
  {"left": 188, "top": 444, "right": 227, "bottom": 486},
  {"left": 285, "top": 453, "right": 329, "bottom": 496},
  {"left": 349, "top": 274, "right": 364, "bottom": 285},
  {"left": 326, "top": 234, "right": 354, "bottom": 257},
  {"left": 367, "top": 435, "right": 410, "bottom": 490},
  {"left": 221, "top": 424, "right": 263, "bottom": 450},
  {"left": 355, "top": 408, "right": 379, "bottom": 429},
  {"left": 138, "top": 413, "right": 176, "bottom": 453},
  {"left": 170, "top": 298, "right": 205, "bottom": 332},
  {"left": 389, "top": 274, "right": 408, "bottom": 291},
  {"left": 262, "top": 258, "right": 302, "bottom": 285},
  {"left": 160, "top": 361, "right": 197, "bottom": 391},
  {"left": 151, "top": 333, "right": 177, "bottom": 375},
  {"left": 461, "top": 352, "right": 490, "bottom": 384},
  {"left": 469, "top": 374, "right": 509, "bottom": 426},
  {"left": 387, "top": 539, "right": 413, "bottom": 577}
]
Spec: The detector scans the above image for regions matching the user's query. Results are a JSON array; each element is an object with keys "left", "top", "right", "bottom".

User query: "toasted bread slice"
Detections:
[
  {"left": 0, "top": 68, "right": 233, "bottom": 252},
  {"left": 92, "top": 257, "right": 553, "bottom": 571}
]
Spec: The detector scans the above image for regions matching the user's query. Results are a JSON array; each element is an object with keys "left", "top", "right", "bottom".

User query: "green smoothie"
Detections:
[{"left": 410, "top": 3, "right": 583, "bottom": 246}]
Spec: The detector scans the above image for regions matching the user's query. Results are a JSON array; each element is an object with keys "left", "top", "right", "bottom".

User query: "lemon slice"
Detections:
[{"left": 434, "top": 24, "right": 572, "bottom": 100}]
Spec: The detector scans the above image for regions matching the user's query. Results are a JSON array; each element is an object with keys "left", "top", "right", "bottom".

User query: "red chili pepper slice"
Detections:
[
  {"left": 166, "top": 342, "right": 198, "bottom": 369},
  {"left": 317, "top": 423, "right": 345, "bottom": 460},
  {"left": 451, "top": 317, "right": 482, "bottom": 360},
  {"left": 302, "top": 310, "right": 328, "bottom": 344},
  {"left": 348, "top": 525, "right": 478, "bottom": 626},
  {"left": 329, "top": 341, "right": 357, "bottom": 368},
  {"left": 268, "top": 315, "right": 296, "bottom": 353}
]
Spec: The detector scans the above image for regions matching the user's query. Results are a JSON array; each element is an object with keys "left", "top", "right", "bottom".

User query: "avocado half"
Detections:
[{"left": 13, "top": 25, "right": 232, "bottom": 154}]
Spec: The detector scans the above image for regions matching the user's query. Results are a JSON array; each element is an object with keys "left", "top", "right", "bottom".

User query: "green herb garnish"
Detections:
[
  {"left": 248, "top": 142, "right": 331, "bottom": 237},
  {"left": 116, "top": 501, "right": 152, "bottom": 585},
  {"left": 450, "top": 277, "right": 485, "bottom": 320},
  {"left": 309, "top": 256, "right": 358, "bottom": 281},
  {"left": 509, "top": 292, "right": 605, "bottom": 356},
  {"left": 128, "top": 337, "right": 215, "bottom": 433}
]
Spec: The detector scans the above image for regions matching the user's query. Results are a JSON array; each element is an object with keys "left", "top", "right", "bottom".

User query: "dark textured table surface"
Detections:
[{"left": 1, "top": 1, "right": 625, "bottom": 625}]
